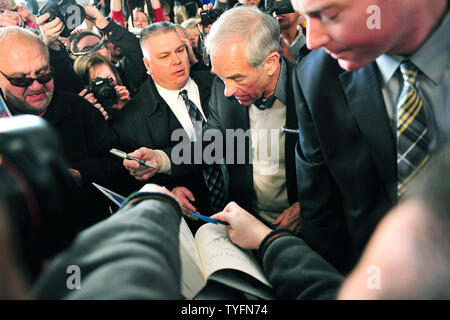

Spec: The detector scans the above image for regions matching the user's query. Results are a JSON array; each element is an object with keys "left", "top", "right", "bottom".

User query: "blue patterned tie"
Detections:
[
  {"left": 179, "top": 90, "right": 227, "bottom": 212},
  {"left": 396, "top": 61, "right": 429, "bottom": 198}
]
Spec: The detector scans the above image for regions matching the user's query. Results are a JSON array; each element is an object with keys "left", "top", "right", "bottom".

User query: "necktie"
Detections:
[
  {"left": 396, "top": 61, "right": 429, "bottom": 198},
  {"left": 179, "top": 89, "right": 204, "bottom": 134},
  {"left": 253, "top": 95, "right": 276, "bottom": 110},
  {"left": 179, "top": 90, "right": 227, "bottom": 212}
]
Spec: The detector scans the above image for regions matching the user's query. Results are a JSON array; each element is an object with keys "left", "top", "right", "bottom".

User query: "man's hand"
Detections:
[
  {"left": 211, "top": 202, "right": 272, "bottom": 250},
  {"left": 37, "top": 13, "right": 64, "bottom": 50},
  {"left": 138, "top": 184, "right": 183, "bottom": 209},
  {"left": 172, "top": 186, "right": 199, "bottom": 219},
  {"left": 79, "top": 88, "right": 110, "bottom": 120},
  {"left": 272, "top": 201, "right": 301, "bottom": 234},
  {"left": 82, "top": 4, "right": 109, "bottom": 29},
  {"left": 69, "top": 168, "right": 81, "bottom": 183},
  {"left": 179, "top": 35, "right": 199, "bottom": 65},
  {"left": 197, "top": 4, "right": 214, "bottom": 35},
  {"left": 13, "top": 5, "right": 36, "bottom": 24},
  {"left": 278, "top": 35, "right": 296, "bottom": 62},
  {"left": 123, "top": 147, "right": 162, "bottom": 180},
  {"left": 0, "top": 10, "right": 25, "bottom": 27}
]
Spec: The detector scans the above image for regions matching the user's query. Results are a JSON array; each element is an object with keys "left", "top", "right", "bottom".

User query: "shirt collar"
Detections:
[
  {"left": 273, "top": 57, "right": 288, "bottom": 105},
  {"left": 154, "top": 77, "right": 193, "bottom": 98},
  {"left": 377, "top": 9, "right": 450, "bottom": 86}
]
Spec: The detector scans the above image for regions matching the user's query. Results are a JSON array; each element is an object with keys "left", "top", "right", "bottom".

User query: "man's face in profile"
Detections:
[
  {"left": 290, "top": 0, "right": 409, "bottom": 70},
  {"left": 210, "top": 42, "right": 276, "bottom": 106}
]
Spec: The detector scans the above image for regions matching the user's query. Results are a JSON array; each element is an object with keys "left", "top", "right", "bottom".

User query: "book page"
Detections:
[
  {"left": 179, "top": 218, "right": 206, "bottom": 299},
  {"left": 194, "top": 223, "right": 271, "bottom": 287}
]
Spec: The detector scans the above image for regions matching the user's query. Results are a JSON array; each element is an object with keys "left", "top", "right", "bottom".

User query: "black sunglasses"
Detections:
[{"left": 0, "top": 70, "right": 53, "bottom": 88}]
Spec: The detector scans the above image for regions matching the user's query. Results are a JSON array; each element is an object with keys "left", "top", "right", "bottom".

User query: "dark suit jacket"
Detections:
[
  {"left": 294, "top": 49, "right": 397, "bottom": 274},
  {"left": 33, "top": 195, "right": 184, "bottom": 299},
  {"left": 171, "top": 58, "right": 299, "bottom": 216},
  {"left": 112, "top": 71, "right": 216, "bottom": 215}
]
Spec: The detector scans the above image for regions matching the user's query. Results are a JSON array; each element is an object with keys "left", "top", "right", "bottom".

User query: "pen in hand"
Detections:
[
  {"left": 110, "top": 148, "right": 157, "bottom": 169},
  {"left": 192, "top": 213, "right": 229, "bottom": 225}
]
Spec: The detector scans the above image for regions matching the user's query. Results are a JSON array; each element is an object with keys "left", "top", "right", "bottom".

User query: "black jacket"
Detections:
[
  {"left": 100, "top": 18, "right": 147, "bottom": 97},
  {"left": 43, "top": 90, "right": 122, "bottom": 226},
  {"left": 170, "top": 58, "right": 299, "bottom": 216},
  {"left": 294, "top": 49, "right": 397, "bottom": 274},
  {"left": 112, "top": 72, "right": 216, "bottom": 218}
]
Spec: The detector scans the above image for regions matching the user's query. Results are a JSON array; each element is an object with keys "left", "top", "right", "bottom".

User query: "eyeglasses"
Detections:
[
  {"left": 0, "top": 70, "right": 53, "bottom": 88},
  {"left": 73, "top": 39, "right": 107, "bottom": 56}
]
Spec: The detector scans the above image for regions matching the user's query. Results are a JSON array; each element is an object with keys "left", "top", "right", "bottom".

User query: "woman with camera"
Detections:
[{"left": 75, "top": 54, "right": 131, "bottom": 121}]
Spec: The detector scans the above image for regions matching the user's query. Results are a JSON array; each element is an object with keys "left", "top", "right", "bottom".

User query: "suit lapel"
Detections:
[
  {"left": 142, "top": 78, "right": 183, "bottom": 148},
  {"left": 284, "top": 59, "right": 300, "bottom": 203},
  {"left": 339, "top": 63, "right": 397, "bottom": 205}
]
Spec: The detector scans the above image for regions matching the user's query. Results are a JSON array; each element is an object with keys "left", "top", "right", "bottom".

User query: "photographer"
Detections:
[
  {"left": 74, "top": 53, "right": 131, "bottom": 120},
  {"left": 37, "top": 12, "right": 84, "bottom": 93},
  {"left": 272, "top": 0, "right": 309, "bottom": 62},
  {"left": 67, "top": 4, "right": 147, "bottom": 97}
]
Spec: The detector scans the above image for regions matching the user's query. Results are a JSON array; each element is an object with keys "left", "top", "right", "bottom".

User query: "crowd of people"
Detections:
[{"left": 0, "top": 0, "right": 449, "bottom": 300}]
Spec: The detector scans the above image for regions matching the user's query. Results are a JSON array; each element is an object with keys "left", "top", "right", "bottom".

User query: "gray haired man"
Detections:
[{"left": 131, "top": 7, "right": 302, "bottom": 232}]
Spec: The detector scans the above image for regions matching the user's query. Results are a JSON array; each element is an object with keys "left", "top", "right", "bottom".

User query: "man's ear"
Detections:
[
  {"left": 143, "top": 56, "right": 152, "bottom": 75},
  {"left": 264, "top": 51, "right": 281, "bottom": 76}
]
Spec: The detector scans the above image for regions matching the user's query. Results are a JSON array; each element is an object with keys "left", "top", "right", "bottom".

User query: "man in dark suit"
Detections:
[
  {"left": 125, "top": 7, "right": 301, "bottom": 233},
  {"left": 113, "top": 21, "right": 215, "bottom": 217},
  {"left": 212, "top": 144, "right": 450, "bottom": 300},
  {"left": 289, "top": 0, "right": 450, "bottom": 274},
  {"left": 0, "top": 26, "right": 120, "bottom": 228}
]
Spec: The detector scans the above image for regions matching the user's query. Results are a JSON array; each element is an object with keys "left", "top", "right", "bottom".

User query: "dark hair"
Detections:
[
  {"left": 140, "top": 21, "right": 177, "bottom": 45},
  {"left": 0, "top": 115, "right": 81, "bottom": 280},
  {"left": 71, "top": 31, "right": 102, "bottom": 53}
]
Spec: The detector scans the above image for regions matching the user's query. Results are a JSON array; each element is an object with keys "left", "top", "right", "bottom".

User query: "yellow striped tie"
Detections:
[{"left": 397, "top": 62, "right": 429, "bottom": 198}]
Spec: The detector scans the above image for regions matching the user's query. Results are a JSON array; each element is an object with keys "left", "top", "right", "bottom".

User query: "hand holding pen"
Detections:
[{"left": 119, "top": 147, "right": 162, "bottom": 181}]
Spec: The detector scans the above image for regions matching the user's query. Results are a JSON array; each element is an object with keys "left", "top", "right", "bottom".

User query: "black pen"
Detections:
[
  {"left": 110, "top": 148, "right": 157, "bottom": 169},
  {"left": 281, "top": 126, "right": 299, "bottom": 134}
]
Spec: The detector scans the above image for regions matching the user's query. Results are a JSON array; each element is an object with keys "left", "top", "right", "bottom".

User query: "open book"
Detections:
[{"left": 179, "top": 218, "right": 275, "bottom": 300}]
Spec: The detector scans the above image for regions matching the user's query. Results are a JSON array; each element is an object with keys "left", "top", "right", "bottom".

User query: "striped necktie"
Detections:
[
  {"left": 396, "top": 61, "right": 429, "bottom": 198},
  {"left": 179, "top": 90, "right": 227, "bottom": 212}
]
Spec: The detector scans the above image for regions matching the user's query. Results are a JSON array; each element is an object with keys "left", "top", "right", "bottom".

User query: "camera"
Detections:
[
  {"left": 0, "top": 115, "right": 82, "bottom": 279},
  {"left": 200, "top": 9, "right": 223, "bottom": 26},
  {"left": 85, "top": 77, "right": 118, "bottom": 108},
  {"left": 264, "top": 0, "right": 295, "bottom": 15},
  {"left": 38, "top": 0, "right": 86, "bottom": 37}
]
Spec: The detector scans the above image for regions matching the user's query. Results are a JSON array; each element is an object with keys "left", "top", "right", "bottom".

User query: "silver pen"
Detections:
[
  {"left": 281, "top": 126, "right": 299, "bottom": 134},
  {"left": 110, "top": 148, "right": 157, "bottom": 169}
]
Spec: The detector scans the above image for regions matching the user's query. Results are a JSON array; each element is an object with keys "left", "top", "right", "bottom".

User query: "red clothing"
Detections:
[
  {"left": 152, "top": 7, "right": 165, "bottom": 22},
  {"left": 110, "top": 6, "right": 165, "bottom": 27},
  {"left": 111, "top": 10, "right": 126, "bottom": 27}
]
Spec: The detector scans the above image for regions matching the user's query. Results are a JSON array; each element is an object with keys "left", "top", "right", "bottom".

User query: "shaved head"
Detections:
[
  {"left": 0, "top": 26, "right": 49, "bottom": 57},
  {"left": 0, "top": 27, "right": 53, "bottom": 117}
]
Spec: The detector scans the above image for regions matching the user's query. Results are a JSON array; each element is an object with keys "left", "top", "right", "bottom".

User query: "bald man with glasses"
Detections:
[{"left": 0, "top": 26, "right": 122, "bottom": 227}]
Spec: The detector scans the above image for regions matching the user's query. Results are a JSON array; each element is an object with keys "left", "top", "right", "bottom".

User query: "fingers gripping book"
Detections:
[{"left": 179, "top": 218, "right": 275, "bottom": 300}]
